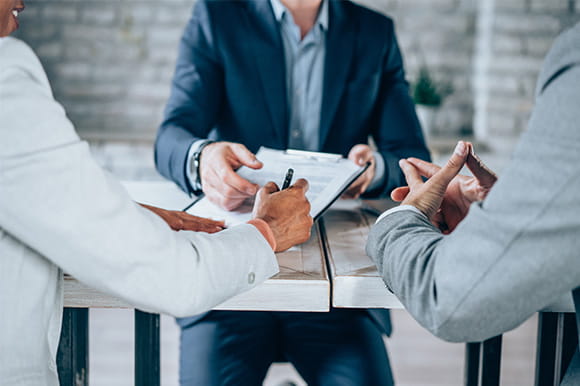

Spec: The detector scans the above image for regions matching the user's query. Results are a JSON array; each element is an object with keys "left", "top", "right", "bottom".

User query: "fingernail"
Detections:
[
  {"left": 398, "top": 159, "right": 406, "bottom": 167},
  {"left": 454, "top": 141, "right": 467, "bottom": 156}
]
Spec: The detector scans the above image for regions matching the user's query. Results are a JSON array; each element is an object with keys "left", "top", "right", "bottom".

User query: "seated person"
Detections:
[
  {"left": 155, "top": 0, "right": 430, "bottom": 383},
  {"left": 367, "top": 22, "right": 580, "bottom": 385},
  {"left": 0, "top": 2, "right": 312, "bottom": 385}
]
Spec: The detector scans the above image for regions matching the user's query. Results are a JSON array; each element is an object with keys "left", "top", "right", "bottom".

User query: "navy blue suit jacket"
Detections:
[{"left": 155, "top": 0, "right": 431, "bottom": 336}]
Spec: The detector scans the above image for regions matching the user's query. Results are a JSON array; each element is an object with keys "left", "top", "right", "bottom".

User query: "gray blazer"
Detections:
[{"left": 366, "top": 23, "right": 580, "bottom": 384}]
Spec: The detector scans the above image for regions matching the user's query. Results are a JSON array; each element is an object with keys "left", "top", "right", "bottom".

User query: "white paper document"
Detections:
[{"left": 186, "top": 147, "right": 368, "bottom": 226}]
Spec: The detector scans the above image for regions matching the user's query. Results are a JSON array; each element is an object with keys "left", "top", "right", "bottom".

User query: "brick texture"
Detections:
[
  {"left": 13, "top": 0, "right": 579, "bottom": 141},
  {"left": 482, "top": 1, "right": 577, "bottom": 140}
]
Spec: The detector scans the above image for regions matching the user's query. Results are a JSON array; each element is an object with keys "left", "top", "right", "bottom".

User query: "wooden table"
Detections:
[
  {"left": 63, "top": 181, "right": 330, "bottom": 312},
  {"left": 321, "top": 199, "right": 403, "bottom": 309},
  {"left": 63, "top": 227, "right": 330, "bottom": 312},
  {"left": 59, "top": 181, "right": 577, "bottom": 386}
]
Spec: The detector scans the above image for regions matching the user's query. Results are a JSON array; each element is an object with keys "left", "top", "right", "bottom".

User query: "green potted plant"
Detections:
[{"left": 412, "top": 66, "right": 452, "bottom": 138}]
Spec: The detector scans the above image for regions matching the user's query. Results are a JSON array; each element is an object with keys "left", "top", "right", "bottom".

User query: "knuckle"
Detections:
[
  {"left": 223, "top": 201, "right": 237, "bottom": 211},
  {"left": 217, "top": 166, "right": 232, "bottom": 180},
  {"left": 302, "top": 228, "right": 312, "bottom": 242},
  {"left": 222, "top": 185, "right": 237, "bottom": 197}
]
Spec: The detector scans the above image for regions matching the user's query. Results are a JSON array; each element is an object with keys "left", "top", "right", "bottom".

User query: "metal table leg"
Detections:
[
  {"left": 555, "top": 313, "right": 577, "bottom": 383},
  {"left": 134, "top": 310, "right": 160, "bottom": 386},
  {"left": 57, "top": 308, "right": 89, "bottom": 386},
  {"left": 464, "top": 342, "right": 481, "bottom": 386},
  {"left": 535, "top": 312, "right": 578, "bottom": 386},
  {"left": 481, "top": 335, "right": 502, "bottom": 386}
]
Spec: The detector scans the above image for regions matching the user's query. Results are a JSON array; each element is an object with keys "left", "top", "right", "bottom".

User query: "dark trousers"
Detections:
[{"left": 178, "top": 309, "right": 394, "bottom": 386}]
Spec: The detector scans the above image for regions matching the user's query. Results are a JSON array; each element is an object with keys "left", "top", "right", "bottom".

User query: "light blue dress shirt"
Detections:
[
  {"left": 270, "top": 0, "right": 385, "bottom": 190},
  {"left": 270, "top": 0, "right": 327, "bottom": 152}
]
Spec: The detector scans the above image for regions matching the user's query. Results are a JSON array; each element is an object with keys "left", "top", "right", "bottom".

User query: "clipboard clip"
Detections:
[{"left": 284, "top": 149, "right": 343, "bottom": 162}]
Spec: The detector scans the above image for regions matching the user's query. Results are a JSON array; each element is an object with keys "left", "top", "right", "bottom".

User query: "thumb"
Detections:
[
  {"left": 231, "top": 144, "right": 263, "bottom": 169},
  {"left": 427, "top": 141, "right": 469, "bottom": 190},
  {"left": 348, "top": 145, "right": 372, "bottom": 165},
  {"left": 391, "top": 186, "right": 410, "bottom": 202}
]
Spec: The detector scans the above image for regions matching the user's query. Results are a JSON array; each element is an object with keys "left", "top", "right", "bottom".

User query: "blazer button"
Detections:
[{"left": 248, "top": 272, "right": 256, "bottom": 284}]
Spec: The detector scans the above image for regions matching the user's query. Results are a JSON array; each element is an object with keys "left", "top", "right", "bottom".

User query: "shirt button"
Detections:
[
  {"left": 292, "top": 130, "right": 301, "bottom": 138},
  {"left": 248, "top": 272, "right": 255, "bottom": 284}
]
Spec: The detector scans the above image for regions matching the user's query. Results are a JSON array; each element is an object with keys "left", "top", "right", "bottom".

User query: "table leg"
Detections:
[
  {"left": 538, "top": 312, "right": 579, "bottom": 385},
  {"left": 556, "top": 313, "right": 578, "bottom": 383},
  {"left": 535, "top": 312, "right": 578, "bottom": 386},
  {"left": 57, "top": 308, "right": 89, "bottom": 386},
  {"left": 134, "top": 310, "right": 160, "bottom": 386},
  {"left": 535, "top": 312, "right": 558, "bottom": 386},
  {"left": 481, "top": 335, "right": 502, "bottom": 386},
  {"left": 464, "top": 342, "right": 481, "bottom": 386}
]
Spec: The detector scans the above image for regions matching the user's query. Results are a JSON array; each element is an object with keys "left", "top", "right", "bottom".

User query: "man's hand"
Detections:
[
  {"left": 200, "top": 142, "right": 263, "bottom": 211},
  {"left": 139, "top": 203, "right": 226, "bottom": 233},
  {"left": 252, "top": 179, "right": 313, "bottom": 252},
  {"left": 343, "top": 144, "right": 376, "bottom": 199},
  {"left": 395, "top": 141, "right": 469, "bottom": 226},
  {"left": 392, "top": 142, "right": 497, "bottom": 233}
]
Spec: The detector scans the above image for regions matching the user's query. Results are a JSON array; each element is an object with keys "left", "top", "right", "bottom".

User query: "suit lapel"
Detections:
[
  {"left": 319, "top": 0, "right": 356, "bottom": 149},
  {"left": 245, "top": 1, "right": 288, "bottom": 147}
]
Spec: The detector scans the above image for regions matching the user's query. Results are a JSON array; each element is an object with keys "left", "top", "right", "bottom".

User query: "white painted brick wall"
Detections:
[
  {"left": 13, "top": 0, "right": 579, "bottom": 141},
  {"left": 483, "top": 2, "right": 577, "bottom": 141}
]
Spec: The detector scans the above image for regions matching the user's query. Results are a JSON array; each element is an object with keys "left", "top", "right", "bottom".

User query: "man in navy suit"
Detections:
[{"left": 155, "top": 0, "right": 430, "bottom": 384}]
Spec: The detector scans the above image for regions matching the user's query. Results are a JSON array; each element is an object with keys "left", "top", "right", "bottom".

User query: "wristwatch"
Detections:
[{"left": 191, "top": 140, "right": 214, "bottom": 194}]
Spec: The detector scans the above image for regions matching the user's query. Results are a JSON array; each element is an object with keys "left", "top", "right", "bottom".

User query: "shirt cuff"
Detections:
[
  {"left": 367, "top": 151, "right": 385, "bottom": 191},
  {"left": 186, "top": 139, "right": 210, "bottom": 191},
  {"left": 247, "top": 219, "right": 277, "bottom": 251},
  {"left": 376, "top": 204, "right": 426, "bottom": 224}
]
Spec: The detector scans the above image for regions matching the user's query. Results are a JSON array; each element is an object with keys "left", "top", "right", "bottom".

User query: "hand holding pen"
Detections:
[{"left": 252, "top": 170, "right": 313, "bottom": 252}]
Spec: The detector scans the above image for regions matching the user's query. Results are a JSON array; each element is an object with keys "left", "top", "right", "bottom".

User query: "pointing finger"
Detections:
[
  {"left": 217, "top": 164, "right": 260, "bottom": 196},
  {"left": 427, "top": 141, "right": 469, "bottom": 189},
  {"left": 399, "top": 159, "right": 423, "bottom": 188},
  {"left": 406, "top": 157, "right": 441, "bottom": 178}
]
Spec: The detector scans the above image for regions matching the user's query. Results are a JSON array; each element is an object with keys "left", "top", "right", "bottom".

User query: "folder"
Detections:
[{"left": 185, "top": 147, "right": 369, "bottom": 226}]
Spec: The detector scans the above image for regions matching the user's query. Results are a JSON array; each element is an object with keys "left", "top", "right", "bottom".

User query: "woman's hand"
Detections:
[{"left": 139, "top": 203, "right": 226, "bottom": 233}]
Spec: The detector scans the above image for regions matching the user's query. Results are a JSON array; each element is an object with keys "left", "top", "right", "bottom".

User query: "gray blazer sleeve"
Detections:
[{"left": 366, "top": 36, "right": 580, "bottom": 343}]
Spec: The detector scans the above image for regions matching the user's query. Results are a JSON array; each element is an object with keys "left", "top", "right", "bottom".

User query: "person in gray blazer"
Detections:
[{"left": 366, "top": 22, "right": 580, "bottom": 385}]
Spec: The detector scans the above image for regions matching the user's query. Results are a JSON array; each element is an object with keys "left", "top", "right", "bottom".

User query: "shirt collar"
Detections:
[{"left": 270, "top": 0, "right": 328, "bottom": 31}]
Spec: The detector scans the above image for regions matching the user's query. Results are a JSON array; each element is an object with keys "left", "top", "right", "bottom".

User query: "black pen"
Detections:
[{"left": 281, "top": 168, "right": 294, "bottom": 190}]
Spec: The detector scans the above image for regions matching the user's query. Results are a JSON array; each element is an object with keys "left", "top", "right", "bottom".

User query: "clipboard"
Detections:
[
  {"left": 184, "top": 147, "right": 370, "bottom": 226},
  {"left": 312, "top": 160, "right": 369, "bottom": 221}
]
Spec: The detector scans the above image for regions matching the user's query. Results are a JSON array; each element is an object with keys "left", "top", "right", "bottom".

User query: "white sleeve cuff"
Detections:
[{"left": 376, "top": 204, "right": 426, "bottom": 224}]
